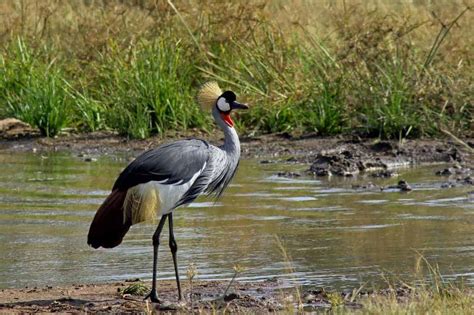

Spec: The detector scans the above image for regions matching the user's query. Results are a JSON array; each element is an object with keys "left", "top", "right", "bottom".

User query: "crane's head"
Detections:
[{"left": 198, "top": 82, "right": 249, "bottom": 128}]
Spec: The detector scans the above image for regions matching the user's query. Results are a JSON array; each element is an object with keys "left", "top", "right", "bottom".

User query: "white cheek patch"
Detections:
[{"left": 217, "top": 98, "right": 230, "bottom": 112}]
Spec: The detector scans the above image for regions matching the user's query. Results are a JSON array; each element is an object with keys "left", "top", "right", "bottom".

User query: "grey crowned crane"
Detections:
[{"left": 87, "top": 82, "right": 248, "bottom": 303}]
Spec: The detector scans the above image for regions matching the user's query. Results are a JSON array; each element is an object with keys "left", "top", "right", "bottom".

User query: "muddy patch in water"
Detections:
[{"left": 306, "top": 141, "right": 471, "bottom": 178}]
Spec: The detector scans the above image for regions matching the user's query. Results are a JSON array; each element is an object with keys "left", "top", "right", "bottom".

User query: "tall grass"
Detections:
[
  {"left": 0, "top": 0, "right": 471, "bottom": 139},
  {"left": 0, "top": 39, "right": 71, "bottom": 137},
  {"left": 91, "top": 38, "right": 208, "bottom": 138}
]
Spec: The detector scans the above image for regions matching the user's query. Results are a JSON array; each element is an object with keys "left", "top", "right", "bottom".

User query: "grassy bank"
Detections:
[{"left": 0, "top": 0, "right": 472, "bottom": 139}]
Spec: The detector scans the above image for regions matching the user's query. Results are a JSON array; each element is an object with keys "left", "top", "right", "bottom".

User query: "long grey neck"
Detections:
[
  {"left": 222, "top": 124, "right": 240, "bottom": 156},
  {"left": 213, "top": 108, "right": 241, "bottom": 159}
]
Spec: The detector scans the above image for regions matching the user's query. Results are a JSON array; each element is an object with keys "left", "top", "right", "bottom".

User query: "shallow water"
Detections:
[{"left": 0, "top": 151, "right": 472, "bottom": 289}]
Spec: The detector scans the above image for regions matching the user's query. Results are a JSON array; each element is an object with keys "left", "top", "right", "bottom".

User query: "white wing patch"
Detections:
[{"left": 124, "top": 163, "right": 207, "bottom": 224}]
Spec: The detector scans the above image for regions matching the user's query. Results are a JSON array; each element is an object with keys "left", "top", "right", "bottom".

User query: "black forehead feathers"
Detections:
[{"left": 220, "top": 90, "right": 236, "bottom": 102}]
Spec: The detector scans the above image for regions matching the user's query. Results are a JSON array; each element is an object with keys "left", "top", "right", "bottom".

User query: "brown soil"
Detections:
[
  {"left": 0, "top": 280, "right": 264, "bottom": 313},
  {"left": 0, "top": 279, "right": 358, "bottom": 313},
  {"left": 0, "top": 127, "right": 472, "bottom": 160},
  {"left": 3, "top": 279, "right": 466, "bottom": 314}
]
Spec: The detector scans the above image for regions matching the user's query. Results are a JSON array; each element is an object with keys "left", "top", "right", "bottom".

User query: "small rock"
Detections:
[
  {"left": 398, "top": 180, "right": 412, "bottom": 192},
  {"left": 307, "top": 289, "right": 323, "bottom": 295},
  {"left": 264, "top": 277, "right": 279, "bottom": 283},
  {"left": 310, "top": 168, "right": 330, "bottom": 177},
  {"left": 156, "top": 301, "right": 186, "bottom": 311},
  {"left": 462, "top": 176, "right": 473, "bottom": 185},
  {"left": 303, "top": 293, "right": 316, "bottom": 303},
  {"left": 371, "top": 141, "right": 394, "bottom": 152},
  {"left": 277, "top": 132, "right": 292, "bottom": 139},
  {"left": 352, "top": 182, "right": 378, "bottom": 190},
  {"left": 125, "top": 278, "right": 141, "bottom": 282},
  {"left": 277, "top": 171, "right": 301, "bottom": 178},
  {"left": 436, "top": 168, "right": 455, "bottom": 176},
  {"left": 224, "top": 292, "right": 241, "bottom": 302},
  {"left": 441, "top": 182, "right": 456, "bottom": 189},
  {"left": 437, "top": 165, "right": 472, "bottom": 177}
]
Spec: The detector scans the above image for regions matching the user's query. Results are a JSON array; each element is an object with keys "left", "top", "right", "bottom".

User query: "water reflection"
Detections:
[{"left": 0, "top": 152, "right": 472, "bottom": 289}]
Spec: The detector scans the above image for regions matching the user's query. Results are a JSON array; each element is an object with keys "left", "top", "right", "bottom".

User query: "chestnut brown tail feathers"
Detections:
[{"left": 87, "top": 189, "right": 131, "bottom": 249}]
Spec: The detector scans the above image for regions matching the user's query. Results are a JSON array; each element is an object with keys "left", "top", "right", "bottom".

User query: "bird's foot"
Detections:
[{"left": 144, "top": 289, "right": 161, "bottom": 304}]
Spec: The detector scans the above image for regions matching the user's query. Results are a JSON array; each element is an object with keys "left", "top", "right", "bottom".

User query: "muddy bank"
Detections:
[
  {"left": 1, "top": 119, "right": 473, "bottom": 183},
  {"left": 0, "top": 280, "right": 340, "bottom": 313},
  {"left": 1, "top": 128, "right": 472, "bottom": 162},
  {"left": 2, "top": 279, "right": 459, "bottom": 314}
]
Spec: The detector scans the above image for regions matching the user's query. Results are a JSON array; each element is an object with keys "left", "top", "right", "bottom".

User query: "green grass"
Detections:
[
  {"left": 0, "top": 1, "right": 471, "bottom": 139},
  {"left": 91, "top": 37, "right": 208, "bottom": 139},
  {"left": 0, "top": 39, "right": 71, "bottom": 137},
  {"left": 121, "top": 283, "right": 149, "bottom": 296}
]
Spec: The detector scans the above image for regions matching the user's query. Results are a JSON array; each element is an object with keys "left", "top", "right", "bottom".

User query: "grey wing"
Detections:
[{"left": 113, "top": 139, "right": 210, "bottom": 191}]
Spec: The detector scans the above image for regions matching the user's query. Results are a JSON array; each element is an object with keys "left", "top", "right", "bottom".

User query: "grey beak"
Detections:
[{"left": 231, "top": 101, "right": 249, "bottom": 110}]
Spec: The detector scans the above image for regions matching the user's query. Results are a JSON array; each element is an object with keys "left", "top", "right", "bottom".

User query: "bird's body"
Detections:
[
  {"left": 87, "top": 82, "right": 248, "bottom": 303},
  {"left": 88, "top": 135, "right": 240, "bottom": 248}
]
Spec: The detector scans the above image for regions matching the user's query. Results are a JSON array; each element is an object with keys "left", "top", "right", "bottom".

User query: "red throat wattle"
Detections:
[{"left": 220, "top": 113, "right": 234, "bottom": 127}]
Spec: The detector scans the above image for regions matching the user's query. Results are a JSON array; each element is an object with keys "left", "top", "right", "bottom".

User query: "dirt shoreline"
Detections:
[
  {"left": 4, "top": 279, "right": 467, "bottom": 314},
  {"left": 1, "top": 279, "right": 473, "bottom": 313},
  {"left": 0, "top": 280, "right": 282, "bottom": 313},
  {"left": 1, "top": 130, "right": 472, "bottom": 180},
  {"left": 0, "top": 279, "right": 351, "bottom": 313}
]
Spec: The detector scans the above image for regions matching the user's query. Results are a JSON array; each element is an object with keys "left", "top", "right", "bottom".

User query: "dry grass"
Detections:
[
  {"left": 352, "top": 253, "right": 474, "bottom": 314},
  {"left": 0, "top": 0, "right": 472, "bottom": 138}
]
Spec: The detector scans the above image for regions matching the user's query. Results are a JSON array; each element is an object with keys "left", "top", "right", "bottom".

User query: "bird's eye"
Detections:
[{"left": 217, "top": 97, "right": 230, "bottom": 112}]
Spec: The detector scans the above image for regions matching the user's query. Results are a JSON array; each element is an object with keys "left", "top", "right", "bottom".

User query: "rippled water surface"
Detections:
[{"left": 0, "top": 151, "right": 473, "bottom": 289}]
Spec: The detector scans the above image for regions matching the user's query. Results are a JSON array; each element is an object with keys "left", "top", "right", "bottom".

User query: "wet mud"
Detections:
[
  {"left": 1, "top": 124, "right": 472, "bottom": 166},
  {"left": 306, "top": 141, "right": 470, "bottom": 177},
  {"left": 0, "top": 279, "right": 432, "bottom": 313},
  {"left": 0, "top": 280, "right": 326, "bottom": 313}
]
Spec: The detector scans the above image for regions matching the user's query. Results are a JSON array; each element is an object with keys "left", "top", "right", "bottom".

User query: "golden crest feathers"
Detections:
[{"left": 197, "top": 81, "right": 222, "bottom": 110}]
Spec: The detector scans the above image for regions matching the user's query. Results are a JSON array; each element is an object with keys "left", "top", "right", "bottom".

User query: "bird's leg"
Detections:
[
  {"left": 144, "top": 214, "right": 168, "bottom": 303},
  {"left": 168, "top": 213, "right": 182, "bottom": 301}
]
